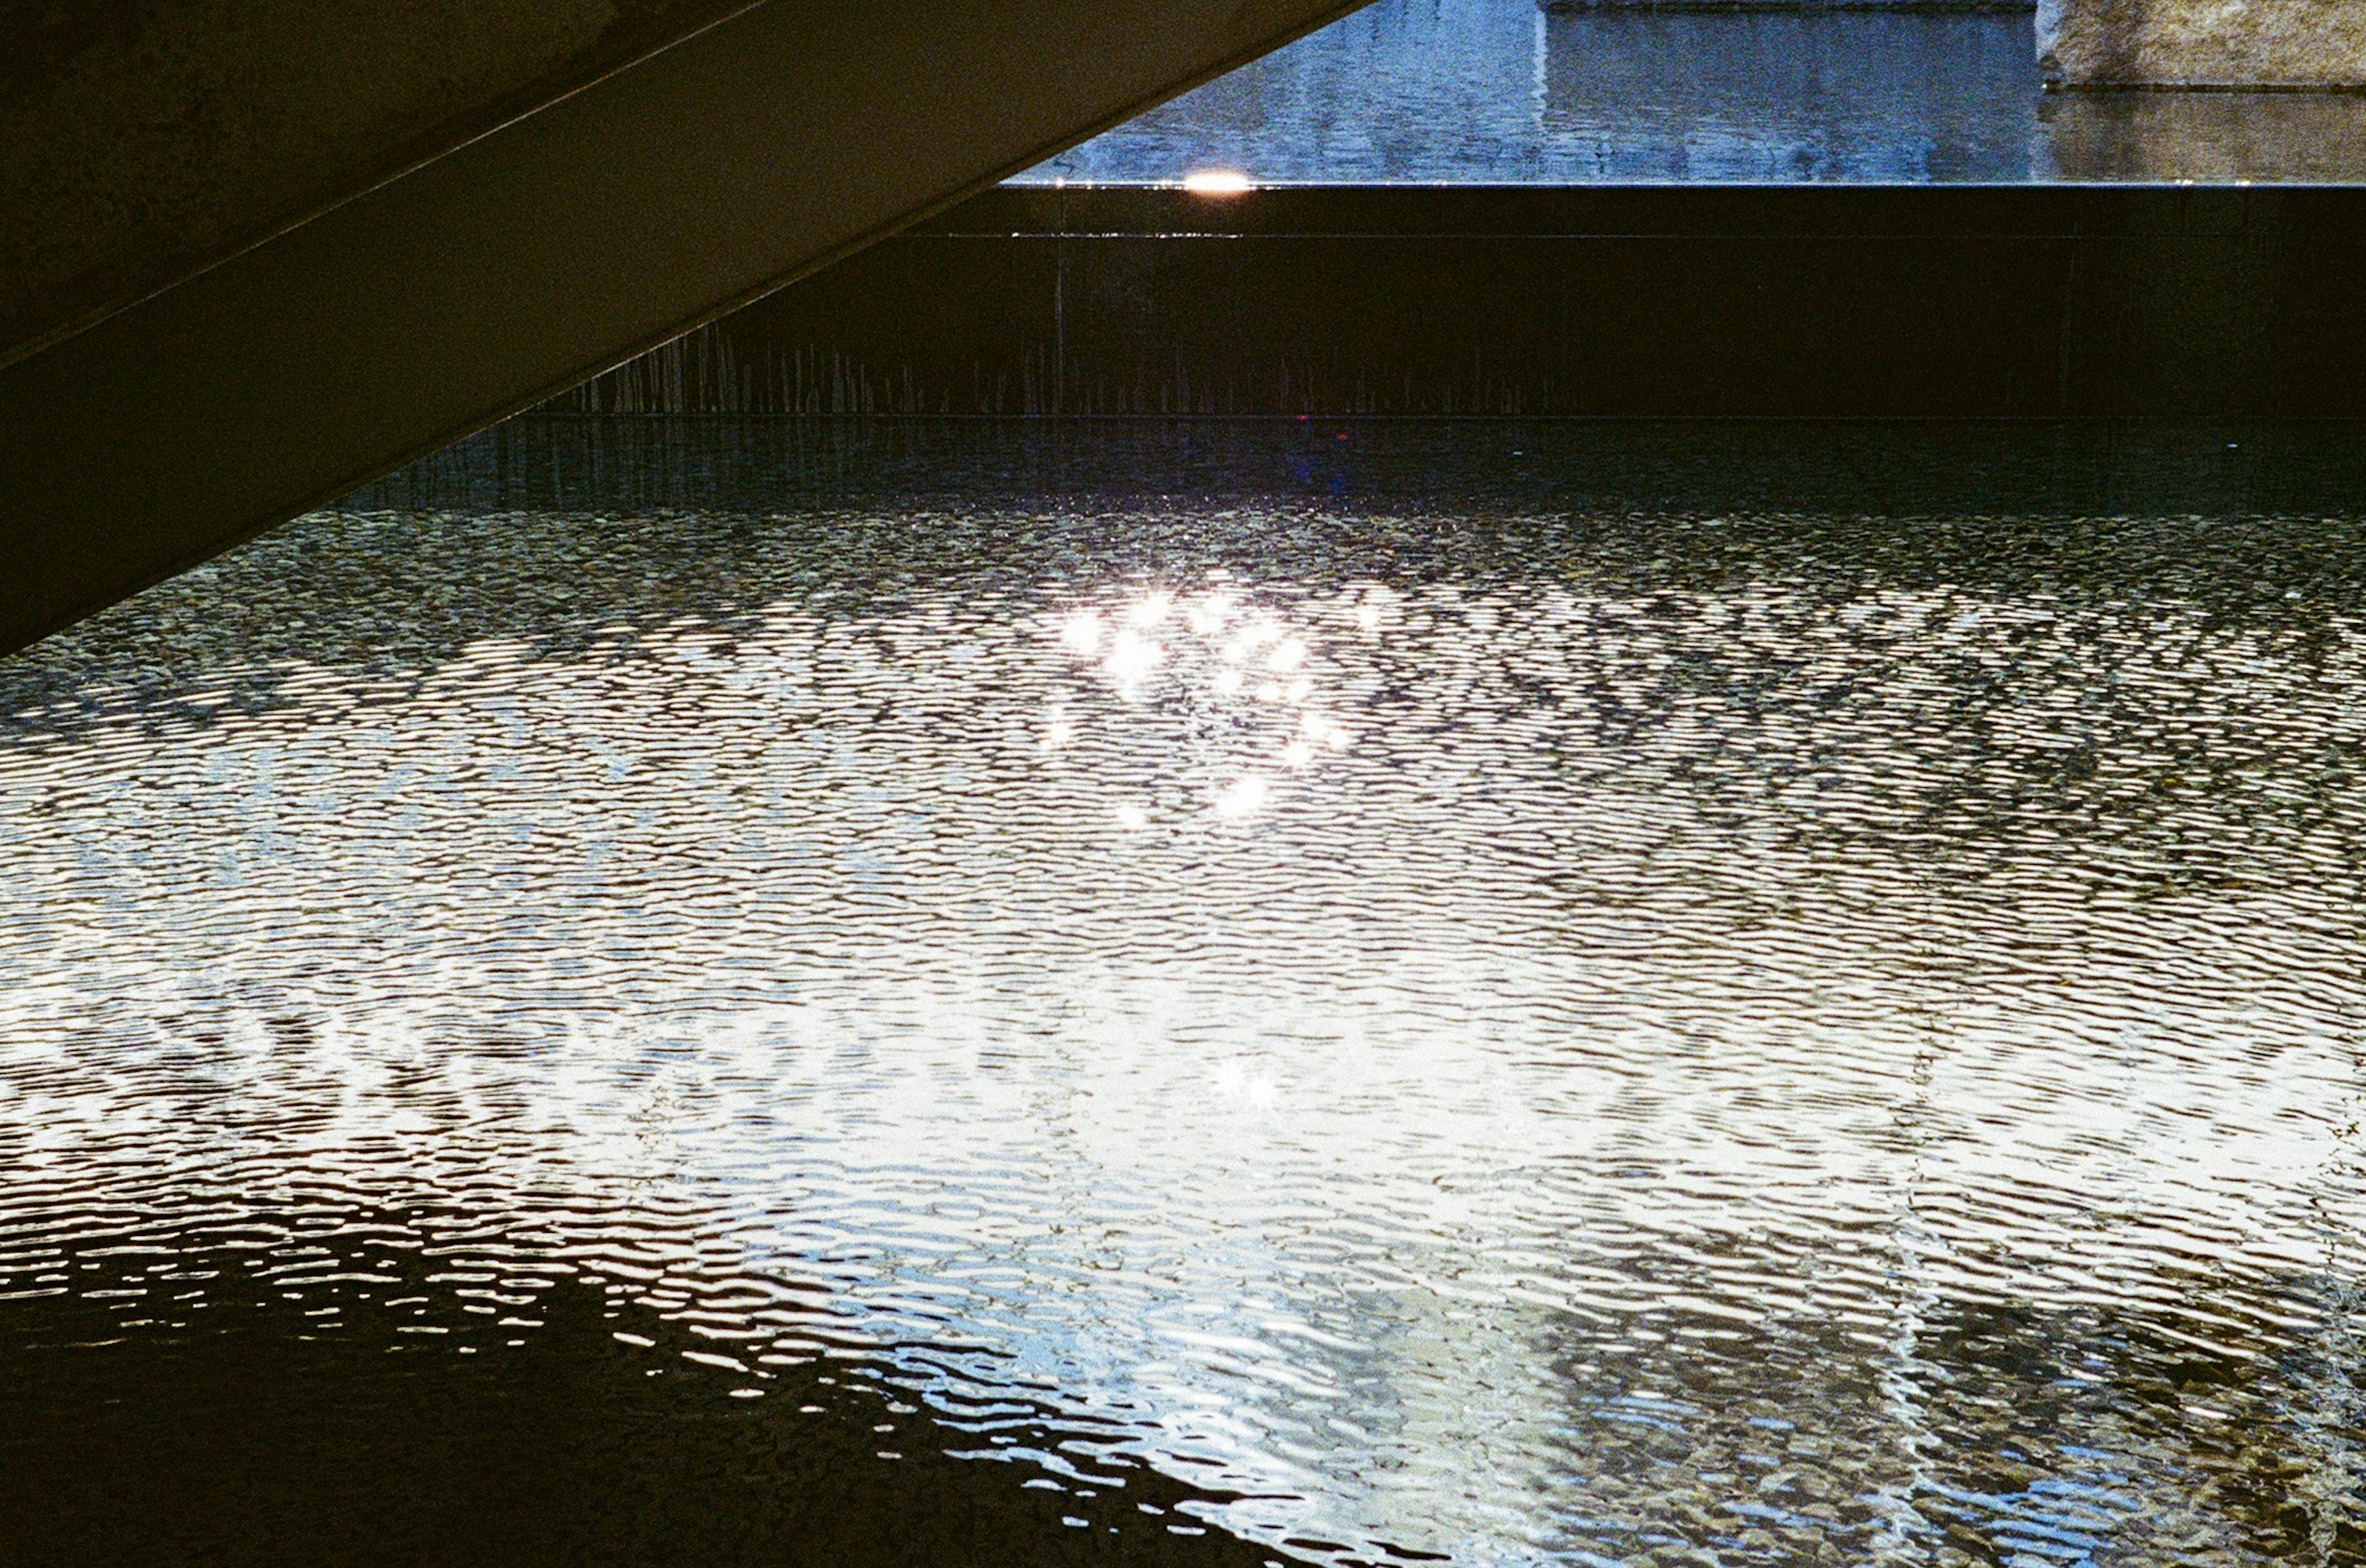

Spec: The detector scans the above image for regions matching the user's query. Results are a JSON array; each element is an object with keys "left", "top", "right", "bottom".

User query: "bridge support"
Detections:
[{"left": 0, "top": 0, "right": 1360, "bottom": 654}]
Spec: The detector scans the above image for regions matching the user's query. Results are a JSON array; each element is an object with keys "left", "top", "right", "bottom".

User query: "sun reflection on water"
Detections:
[
  {"left": 1040, "top": 581, "right": 1370, "bottom": 824},
  {"left": 1, "top": 496, "right": 2362, "bottom": 1567}
]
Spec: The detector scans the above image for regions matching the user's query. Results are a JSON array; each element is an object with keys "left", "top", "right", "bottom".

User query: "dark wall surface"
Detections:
[
  {"left": 0, "top": 0, "right": 765, "bottom": 367},
  {"left": 1, "top": 1204, "right": 1299, "bottom": 1568},
  {"left": 555, "top": 185, "right": 2366, "bottom": 420}
]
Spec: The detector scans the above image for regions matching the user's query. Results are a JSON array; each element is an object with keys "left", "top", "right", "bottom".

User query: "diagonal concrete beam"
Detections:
[
  {"left": 0, "top": 2, "right": 774, "bottom": 372},
  {"left": 0, "top": 0, "right": 1365, "bottom": 655}
]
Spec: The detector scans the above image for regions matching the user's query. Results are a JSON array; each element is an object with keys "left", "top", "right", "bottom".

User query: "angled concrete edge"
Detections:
[{"left": 0, "top": 0, "right": 1368, "bottom": 655}]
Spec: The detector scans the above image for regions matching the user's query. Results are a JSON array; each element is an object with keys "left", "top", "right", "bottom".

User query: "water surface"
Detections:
[
  {"left": 1018, "top": 0, "right": 2366, "bottom": 185},
  {"left": 4, "top": 421, "right": 2362, "bottom": 1566}
]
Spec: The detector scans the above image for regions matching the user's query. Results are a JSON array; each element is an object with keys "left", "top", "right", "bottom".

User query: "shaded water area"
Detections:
[{"left": 4, "top": 420, "right": 2364, "bottom": 1566}]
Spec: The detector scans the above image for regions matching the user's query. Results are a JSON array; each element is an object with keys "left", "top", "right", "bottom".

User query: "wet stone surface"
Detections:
[{"left": 2, "top": 420, "right": 2363, "bottom": 1566}]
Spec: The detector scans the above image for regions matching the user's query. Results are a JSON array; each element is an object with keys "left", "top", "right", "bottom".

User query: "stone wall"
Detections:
[{"left": 2039, "top": 0, "right": 2366, "bottom": 86}]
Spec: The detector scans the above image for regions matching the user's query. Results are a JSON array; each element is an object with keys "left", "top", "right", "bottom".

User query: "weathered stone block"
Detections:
[{"left": 2038, "top": 0, "right": 2366, "bottom": 86}]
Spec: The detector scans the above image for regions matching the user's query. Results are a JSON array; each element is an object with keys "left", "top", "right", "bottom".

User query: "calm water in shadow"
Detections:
[{"left": 4, "top": 421, "right": 2362, "bottom": 1566}]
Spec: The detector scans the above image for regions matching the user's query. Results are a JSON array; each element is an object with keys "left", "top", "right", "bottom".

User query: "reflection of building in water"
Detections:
[
  {"left": 2035, "top": 89, "right": 2366, "bottom": 182},
  {"left": 1025, "top": 0, "right": 2366, "bottom": 185},
  {"left": 1024, "top": 0, "right": 1557, "bottom": 184},
  {"left": 1539, "top": 10, "right": 2039, "bottom": 181}
]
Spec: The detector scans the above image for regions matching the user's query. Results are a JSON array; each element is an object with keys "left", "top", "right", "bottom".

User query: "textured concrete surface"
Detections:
[
  {"left": 2039, "top": 0, "right": 2366, "bottom": 85},
  {"left": 0, "top": 1, "right": 755, "bottom": 365}
]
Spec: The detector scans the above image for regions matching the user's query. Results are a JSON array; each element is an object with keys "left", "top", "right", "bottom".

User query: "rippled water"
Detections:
[
  {"left": 4, "top": 422, "right": 2363, "bottom": 1566},
  {"left": 1017, "top": 0, "right": 2366, "bottom": 186}
]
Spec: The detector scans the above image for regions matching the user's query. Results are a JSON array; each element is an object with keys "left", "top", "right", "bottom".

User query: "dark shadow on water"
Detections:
[
  {"left": 353, "top": 413, "right": 2366, "bottom": 523},
  {"left": 0, "top": 1203, "right": 1301, "bottom": 1567}
]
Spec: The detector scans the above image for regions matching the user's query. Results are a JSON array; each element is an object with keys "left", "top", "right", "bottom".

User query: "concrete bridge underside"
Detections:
[{"left": 0, "top": 0, "right": 1363, "bottom": 655}]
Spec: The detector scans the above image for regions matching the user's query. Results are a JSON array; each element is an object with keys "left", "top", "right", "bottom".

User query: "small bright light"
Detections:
[
  {"left": 1182, "top": 170, "right": 1254, "bottom": 196},
  {"left": 1267, "top": 638, "right": 1307, "bottom": 672},
  {"left": 1212, "top": 1060, "right": 1280, "bottom": 1108},
  {"left": 1214, "top": 668, "right": 1244, "bottom": 696},
  {"left": 1039, "top": 718, "right": 1076, "bottom": 750},
  {"left": 1282, "top": 740, "right": 1315, "bottom": 768},
  {"left": 1214, "top": 774, "right": 1269, "bottom": 818},
  {"left": 1103, "top": 629, "right": 1162, "bottom": 681},
  {"left": 1059, "top": 612, "right": 1103, "bottom": 656},
  {"left": 1115, "top": 803, "right": 1148, "bottom": 829}
]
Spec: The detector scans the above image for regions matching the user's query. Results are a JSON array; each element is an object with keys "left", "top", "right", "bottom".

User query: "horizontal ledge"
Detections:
[
  {"left": 1542, "top": 1, "right": 2035, "bottom": 10},
  {"left": 2043, "top": 81, "right": 2366, "bottom": 94},
  {"left": 908, "top": 184, "right": 2366, "bottom": 242},
  {"left": 504, "top": 410, "right": 2366, "bottom": 424}
]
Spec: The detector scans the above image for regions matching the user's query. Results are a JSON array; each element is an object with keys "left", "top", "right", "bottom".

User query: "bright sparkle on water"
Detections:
[{"left": 2, "top": 482, "right": 2362, "bottom": 1565}]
